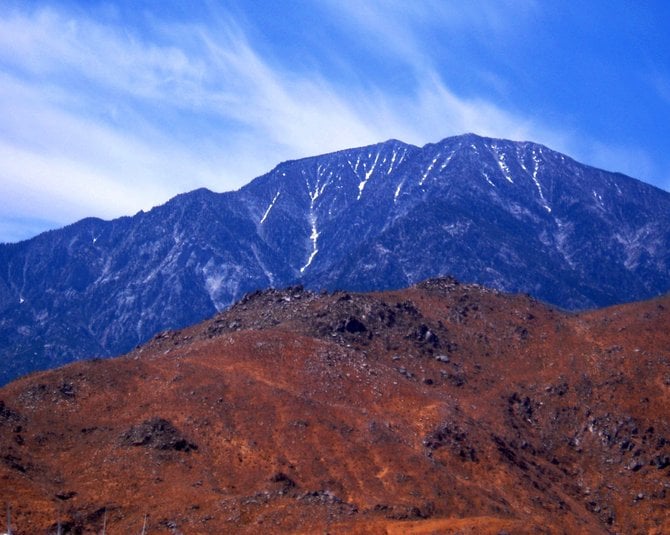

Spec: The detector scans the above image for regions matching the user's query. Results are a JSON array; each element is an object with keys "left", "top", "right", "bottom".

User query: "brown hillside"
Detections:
[{"left": 1, "top": 278, "right": 668, "bottom": 534}]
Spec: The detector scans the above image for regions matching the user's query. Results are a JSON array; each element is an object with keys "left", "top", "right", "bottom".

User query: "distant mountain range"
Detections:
[{"left": 1, "top": 133, "right": 669, "bottom": 384}]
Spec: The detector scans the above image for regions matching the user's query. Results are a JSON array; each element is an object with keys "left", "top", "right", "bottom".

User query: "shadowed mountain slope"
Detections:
[{"left": 1, "top": 278, "right": 668, "bottom": 533}]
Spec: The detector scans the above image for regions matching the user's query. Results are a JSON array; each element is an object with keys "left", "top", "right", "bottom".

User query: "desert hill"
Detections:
[{"left": 0, "top": 278, "right": 668, "bottom": 533}]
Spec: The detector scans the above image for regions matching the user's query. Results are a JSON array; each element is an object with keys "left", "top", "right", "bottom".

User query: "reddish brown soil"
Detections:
[{"left": 1, "top": 278, "right": 668, "bottom": 534}]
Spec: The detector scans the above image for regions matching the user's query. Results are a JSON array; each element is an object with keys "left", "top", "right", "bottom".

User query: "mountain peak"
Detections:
[{"left": 1, "top": 134, "right": 669, "bottom": 385}]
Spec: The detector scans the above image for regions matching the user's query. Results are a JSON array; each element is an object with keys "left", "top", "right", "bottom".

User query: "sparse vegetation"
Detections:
[{"left": 0, "top": 279, "right": 668, "bottom": 533}]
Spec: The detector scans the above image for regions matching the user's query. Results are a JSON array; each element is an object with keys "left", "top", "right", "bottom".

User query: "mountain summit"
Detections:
[{"left": 1, "top": 133, "right": 669, "bottom": 383}]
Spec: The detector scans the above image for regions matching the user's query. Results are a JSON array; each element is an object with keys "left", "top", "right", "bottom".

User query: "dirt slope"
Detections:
[{"left": 1, "top": 278, "right": 668, "bottom": 534}]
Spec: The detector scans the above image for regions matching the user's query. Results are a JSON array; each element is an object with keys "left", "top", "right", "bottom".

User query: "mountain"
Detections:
[
  {"left": 1, "top": 133, "right": 669, "bottom": 384},
  {"left": 1, "top": 278, "right": 668, "bottom": 533}
]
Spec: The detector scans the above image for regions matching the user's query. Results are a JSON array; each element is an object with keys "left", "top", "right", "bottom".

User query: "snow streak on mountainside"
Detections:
[{"left": 1, "top": 133, "right": 669, "bottom": 384}]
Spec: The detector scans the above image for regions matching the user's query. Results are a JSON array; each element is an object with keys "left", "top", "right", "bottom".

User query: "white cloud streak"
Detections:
[{"left": 0, "top": 2, "right": 658, "bottom": 242}]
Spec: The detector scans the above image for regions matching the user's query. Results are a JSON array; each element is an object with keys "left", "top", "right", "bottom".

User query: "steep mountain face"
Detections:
[
  {"left": 1, "top": 133, "right": 669, "bottom": 384},
  {"left": 1, "top": 279, "right": 669, "bottom": 533}
]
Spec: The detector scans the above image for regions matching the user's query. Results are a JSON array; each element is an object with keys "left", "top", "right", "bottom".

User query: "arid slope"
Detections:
[{"left": 1, "top": 278, "right": 668, "bottom": 534}]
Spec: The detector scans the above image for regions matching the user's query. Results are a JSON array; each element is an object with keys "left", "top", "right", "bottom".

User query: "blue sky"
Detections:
[{"left": 1, "top": 1, "right": 669, "bottom": 243}]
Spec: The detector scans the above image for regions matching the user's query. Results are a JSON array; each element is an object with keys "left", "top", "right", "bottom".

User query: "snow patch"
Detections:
[
  {"left": 357, "top": 151, "right": 380, "bottom": 200},
  {"left": 387, "top": 150, "right": 398, "bottom": 174},
  {"left": 260, "top": 191, "right": 281, "bottom": 224},
  {"left": 387, "top": 147, "right": 408, "bottom": 176},
  {"left": 393, "top": 181, "right": 404, "bottom": 203},
  {"left": 306, "top": 167, "right": 330, "bottom": 203},
  {"left": 419, "top": 156, "right": 439, "bottom": 186},
  {"left": 439, "top": 151, "right": 455, "bottom": 171},
  {"left": 300, "top": 167, "right": 331, "bottom": 272},
  {"left": 354, "top": 154, "right": 362, "bottom": 174},
  {"left": 531, "top": 150, "right": 551, "bottom": 212},
  {"left": 497, "top": 155, "right": 513, "bottom": 183},
  {"left": 300, "top": 214, "right": 319, "bottom": 273},
  {"left": 491, "top": 145, "right": 514, "bottom": 183}
]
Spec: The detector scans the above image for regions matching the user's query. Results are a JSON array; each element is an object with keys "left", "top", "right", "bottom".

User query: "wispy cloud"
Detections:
[
  {"left": 0, "top": 2, "right": 663, "bottom": 242},
  {"left": 320, "top": 0, "right": 540, "bottom": 72},
  {"left": 0, "top": 3, "right": 546, "bottom": 240}
]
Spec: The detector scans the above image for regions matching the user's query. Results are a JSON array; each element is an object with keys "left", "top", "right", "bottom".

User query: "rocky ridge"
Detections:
[{"left": 0, "top": 277, "right": 668, "bottom": 533}]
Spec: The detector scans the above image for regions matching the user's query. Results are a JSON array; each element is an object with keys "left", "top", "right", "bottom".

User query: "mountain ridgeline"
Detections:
[{"left": 1, "top": 133, "right": 669, "bottom": 384}]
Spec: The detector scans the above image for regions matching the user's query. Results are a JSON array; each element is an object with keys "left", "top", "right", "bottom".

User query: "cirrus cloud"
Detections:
[{"left": 0, "top": 2, "right": 666, "bottom": 242}]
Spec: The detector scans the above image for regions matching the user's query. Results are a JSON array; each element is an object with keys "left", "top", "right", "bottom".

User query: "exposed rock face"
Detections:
[
  {"left": 1, "top": 134, "right": 670, "bottom": 384},
  {"left": 0, "top": 279, "right": 668, "bottom": 533},
  {"left": 120, "top": 418, "right": 198, "bottom": 452}
]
